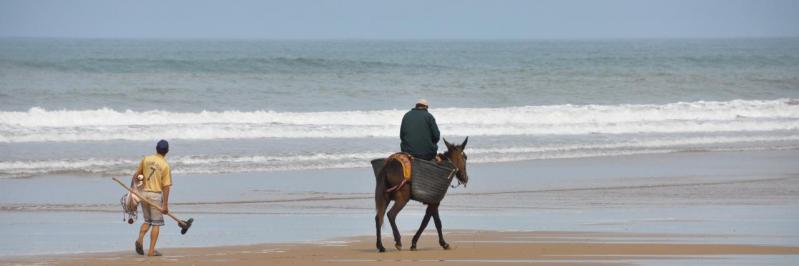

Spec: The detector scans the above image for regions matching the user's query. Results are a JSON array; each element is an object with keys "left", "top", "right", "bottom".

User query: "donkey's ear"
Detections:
[
  {"left": 443, "top": 138, "right": 453, "bottom": 149},
  {"left": 461, "top": 136, "right": 468, "bottom": 148}
]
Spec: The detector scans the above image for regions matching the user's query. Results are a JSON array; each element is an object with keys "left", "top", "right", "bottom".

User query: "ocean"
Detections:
[
  {"left": 1, "top": 38, "right": 798, "bottom": 178},
  {"left": 1, "top": 38, "right": 799, "bottom": 259}
]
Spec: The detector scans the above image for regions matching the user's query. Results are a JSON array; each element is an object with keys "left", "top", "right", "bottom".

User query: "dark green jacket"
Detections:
[{"left": 400, "top": 108, "right": 440, "bottom": 160}]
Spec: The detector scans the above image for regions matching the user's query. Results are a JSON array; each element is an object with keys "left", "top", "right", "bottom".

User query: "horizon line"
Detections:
[{"left": 1, "top": 35, "right": 799, "bottom": 41}]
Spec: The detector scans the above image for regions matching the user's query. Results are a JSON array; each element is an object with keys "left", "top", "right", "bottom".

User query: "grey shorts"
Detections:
[{"left": 141, "top": 191, "right": 164, "bottom": 226}]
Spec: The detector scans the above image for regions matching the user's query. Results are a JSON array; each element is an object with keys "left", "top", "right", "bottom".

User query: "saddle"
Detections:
[{"left": 386, "top": 152, "right": 414, "bottom": 181}]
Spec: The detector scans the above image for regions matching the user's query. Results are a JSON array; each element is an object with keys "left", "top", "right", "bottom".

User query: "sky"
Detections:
[{"left": 1, "top": 0, "right": 797, "bottom": 39}]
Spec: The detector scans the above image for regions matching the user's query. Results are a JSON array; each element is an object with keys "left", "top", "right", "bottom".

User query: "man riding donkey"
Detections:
[
  {"left": 374, "top": 99, "right": 470, "bottom": 252},
  {"left": 401, "top": 99, "right": 441, "bottom": 161}
]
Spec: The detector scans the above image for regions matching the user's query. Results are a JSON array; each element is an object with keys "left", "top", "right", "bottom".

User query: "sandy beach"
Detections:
[
  {"left": 3, "top": 230, "right": 798, "bottom": 265},
  {"left": 1, "top": 149, "right": 798, "bottom": 265}
]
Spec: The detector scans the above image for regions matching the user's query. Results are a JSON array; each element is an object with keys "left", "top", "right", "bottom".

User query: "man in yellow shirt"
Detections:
[{"left": 133, "top": 140, "right": 172, "bottom": 256}]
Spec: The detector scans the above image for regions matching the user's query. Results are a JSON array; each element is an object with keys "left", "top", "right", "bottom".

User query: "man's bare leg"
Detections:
[
  {"left": 148, "top": 225, "right": 160, "bottom": 256},
  {"left": 137, "top": 223, "right": 149, "bottom": 244}
]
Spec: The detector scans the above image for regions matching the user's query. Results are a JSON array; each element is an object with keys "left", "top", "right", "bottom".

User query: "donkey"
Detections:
[{"left": 374, "top": 137, "right": 469, "bottom": 252}]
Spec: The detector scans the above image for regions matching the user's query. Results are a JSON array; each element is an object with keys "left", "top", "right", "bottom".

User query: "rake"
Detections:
[{"left": 112, "top": 177, "right": 194, "bottom": 235}]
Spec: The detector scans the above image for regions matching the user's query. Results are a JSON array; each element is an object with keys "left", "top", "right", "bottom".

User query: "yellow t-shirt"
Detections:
[{"left": 136, "top": 154, "right": 172, "bottom": 192}]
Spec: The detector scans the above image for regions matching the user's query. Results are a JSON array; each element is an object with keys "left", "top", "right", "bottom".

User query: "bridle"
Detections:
[{"left": 442, "top": 151, "right": 464, "bottom": 189}]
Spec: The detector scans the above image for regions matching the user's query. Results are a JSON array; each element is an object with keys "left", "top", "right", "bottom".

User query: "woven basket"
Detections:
[{"left": 370, "top": 158, "right": 457, "bottom": 204}]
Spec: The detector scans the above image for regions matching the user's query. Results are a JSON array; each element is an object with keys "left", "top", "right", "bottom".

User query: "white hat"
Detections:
[{"left": 416, "top": 99, "right": 429, "bottom": 106}]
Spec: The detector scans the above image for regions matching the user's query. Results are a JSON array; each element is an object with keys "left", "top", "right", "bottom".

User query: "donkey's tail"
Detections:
[{"left": 374, "top": 162, "right": 387, "bottom": 210}]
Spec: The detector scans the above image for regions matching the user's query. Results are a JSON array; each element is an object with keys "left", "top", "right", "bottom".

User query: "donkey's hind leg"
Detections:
[
  {"left": 375, "top": 197, "right": 388, "bottom": 252},
  {"left": 387, "top": 188, "right": 410, "bottom": 250}
]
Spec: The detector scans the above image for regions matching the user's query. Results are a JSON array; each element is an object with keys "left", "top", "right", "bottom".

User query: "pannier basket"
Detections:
[{"left": 371, "top": 158, "right": 457, "bottom": 204}]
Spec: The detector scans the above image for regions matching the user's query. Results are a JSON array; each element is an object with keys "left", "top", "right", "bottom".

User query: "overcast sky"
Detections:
[{"left": 1, "top": 0, "right": 797, "bottom": 39}]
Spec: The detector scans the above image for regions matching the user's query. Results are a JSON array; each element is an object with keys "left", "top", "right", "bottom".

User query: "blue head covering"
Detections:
[{"left": 156, "top": 139, "right": 169, "bottom": 154}]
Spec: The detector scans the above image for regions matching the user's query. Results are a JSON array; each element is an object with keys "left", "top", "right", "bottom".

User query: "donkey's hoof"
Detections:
[
  {"left": 441, "top": 243, "right": 450, "bottom": 250},
  {"left": 395, "top": 243, "right": 402, "bottom": 251},
  {"left": 410, "top": 246, "right": 417, "bottom": 251},
  {"left": 377, "top": 246, "right": 386, "bottom": 252}
]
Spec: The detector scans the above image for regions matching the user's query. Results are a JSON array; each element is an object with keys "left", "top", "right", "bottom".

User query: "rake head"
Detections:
[{"left": 179, "top": 218, "right": 194, "bottom": 235}]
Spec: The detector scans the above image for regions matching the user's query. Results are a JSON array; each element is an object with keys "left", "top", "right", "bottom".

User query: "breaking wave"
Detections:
[
  {"left": 0, "top": 99, "right": 798, "bottom": 143},
  {"left": 2, "top": 135, "right": 797, "bottom": 178}
]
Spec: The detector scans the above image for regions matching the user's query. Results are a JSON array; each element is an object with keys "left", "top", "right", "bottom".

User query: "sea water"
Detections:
[{"left": 1, "top": 38, "right": 798, "bottom": 178}]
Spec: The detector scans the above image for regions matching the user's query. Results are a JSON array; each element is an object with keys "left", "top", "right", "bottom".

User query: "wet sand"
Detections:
[
  {"left": 3, "top": 230, "right": 798, "bottom": 265},
  {"left": 2, "top": 150, "right": 798, "bottom": 264}
]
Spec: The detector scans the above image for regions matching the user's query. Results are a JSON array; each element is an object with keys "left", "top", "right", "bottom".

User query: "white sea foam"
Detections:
[
  {"left": 1, "top": 99, "right": 797, "bottom": 143},
  {"left": 2, "top": 135, "right": 797, "bottom": 178}
]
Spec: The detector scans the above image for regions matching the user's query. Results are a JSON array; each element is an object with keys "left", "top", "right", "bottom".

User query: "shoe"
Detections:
[
  {"left": 148, "top": 250, "right": 162, "bottom": 257},
  {"left": 135, "top": 241, "right": 144, "bottom": 255}
]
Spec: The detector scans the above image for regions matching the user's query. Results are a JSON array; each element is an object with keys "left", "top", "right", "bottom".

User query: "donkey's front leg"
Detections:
[
  {"left": 431, "top": 204, "right": 450, "bottom": 250},
  {"left": 411, "top": 204, "right": 434, "bottom": 251}
]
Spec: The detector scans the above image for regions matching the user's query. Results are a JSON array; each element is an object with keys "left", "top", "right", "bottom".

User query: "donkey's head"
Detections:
[{"left": 443, "top": 137, "right": 469, "bottom": 187}]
